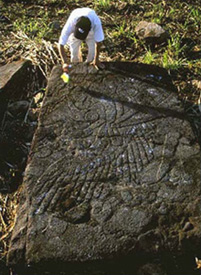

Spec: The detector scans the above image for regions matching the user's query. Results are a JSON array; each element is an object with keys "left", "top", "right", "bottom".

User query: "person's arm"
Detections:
[
  {"left": 58, "top": 15, "right": 74, "bottom": 72},
  {"left": 58, "top": 44, "right": 69, "bottom": 72},
  {"left": 92, "top": 13, "right": 105, "bottom": 69},
  {"left": 92, "top": 42, "right": 105, "bottom": 69},
  {"left": 94, "top": 42, "right": 101, "bottom": 64}
]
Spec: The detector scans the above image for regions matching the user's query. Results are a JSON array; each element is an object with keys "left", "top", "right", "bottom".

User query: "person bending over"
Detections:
[{"left": 58, "top": 7, "right": 105, "bottom": 72}]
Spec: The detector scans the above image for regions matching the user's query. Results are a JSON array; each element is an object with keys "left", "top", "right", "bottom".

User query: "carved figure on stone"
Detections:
[{"left": 7, "top": 63, "right": 201, "bottom": 275}]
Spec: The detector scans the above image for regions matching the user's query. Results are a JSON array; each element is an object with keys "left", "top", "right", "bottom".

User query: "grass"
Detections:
[
  {"left": 0, "top": 192, "right": 19, "bottom": 260},
  {"left": 13, "top": 19, "right": 49, "bottom": 41},
  {"left": 1, "top": 1, "right": 201, "bottom": 86},
  {"left": 0, "top": 0, "right": 201, "bottom": 271},
  {"left": 94, "top": 0, "right": 111, "bottom": 8}
]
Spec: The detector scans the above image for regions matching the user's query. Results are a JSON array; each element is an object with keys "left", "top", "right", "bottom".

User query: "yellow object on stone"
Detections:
[{"left": 61, "top": 73, "right": 70, "bottom": 83}]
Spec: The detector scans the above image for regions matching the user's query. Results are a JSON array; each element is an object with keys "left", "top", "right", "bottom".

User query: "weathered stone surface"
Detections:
[
  {"left": 0, "top": 59, "right": 44, "bottom": 121},
  {"left": 7, "top": 62, "right": 201, "bottom": 273},
  {"left": 8, "top": 100, "right": 29, "bottom": 115},
  {"left": 137, "top": 263, "right": 167, "bottom": 275},
  {"left": 0, "top": 59, "right": 42, "bottom": 97},
  {"left": 0, "top": 60, "right": 45, "bottom": 193}
]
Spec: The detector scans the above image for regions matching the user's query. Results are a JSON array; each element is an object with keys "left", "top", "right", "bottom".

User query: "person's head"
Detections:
[{"left": 74, "top": 16, "right": 91, "bottom": 40}]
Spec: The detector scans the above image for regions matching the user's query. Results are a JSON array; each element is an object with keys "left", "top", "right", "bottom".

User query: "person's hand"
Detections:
[
  {"left": 62, "top": 63, "right": 69, "bottom": 73},
  {"left": 91, "top": 60, "right": 105, "bottom": 70}
]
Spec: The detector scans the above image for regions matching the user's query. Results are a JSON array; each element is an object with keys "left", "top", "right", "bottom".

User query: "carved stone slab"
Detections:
[{"left": 8, "top": 63, "right": 201, "bottom": 273}]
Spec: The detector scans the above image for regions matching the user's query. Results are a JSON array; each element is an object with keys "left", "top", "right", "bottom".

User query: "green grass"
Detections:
[
  {"left": 1, "top": 0, "right": 201, "bottom": 101},
  {"left": 13, "top": 19, "right": 49, "bottom": 40},
  {"left": 0, "top": 0, "right": 200, "bottom": 97},
  {"left": 140, "top": 48, "right": 158, "bottom": 65},
  {"left": 94, "top": 0, "right": 111, "bottom": 8}
]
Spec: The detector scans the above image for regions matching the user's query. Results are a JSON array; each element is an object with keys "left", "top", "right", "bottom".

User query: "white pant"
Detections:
[{"left": 68, "top": 31, "right": 95, "bottom": 63}]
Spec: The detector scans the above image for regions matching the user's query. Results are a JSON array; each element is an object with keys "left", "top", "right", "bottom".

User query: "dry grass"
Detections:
[
  {"left": 1, "top": 31, "right": 60, "bottom": 78},
  {"left": 0, "top": 191, "right": 19, "bottom": 260}
]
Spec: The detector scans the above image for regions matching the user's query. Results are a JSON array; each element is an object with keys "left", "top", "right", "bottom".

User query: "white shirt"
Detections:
[{"left": 59, "top": 8, "right": 104, "bottom": 45}]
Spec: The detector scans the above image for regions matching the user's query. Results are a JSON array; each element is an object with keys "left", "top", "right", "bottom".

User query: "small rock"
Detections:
[
  {"left": 135, "top": 21, "right": 169, "bottom": 45},
  {"left": 158, "top": 203, "right": 168, "bottom": 215},
  {"left": 8, "top": 100, "right": 29, "bottom": 116}
]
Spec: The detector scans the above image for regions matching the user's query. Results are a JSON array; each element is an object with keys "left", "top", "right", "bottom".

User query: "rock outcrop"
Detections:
[
  {"left": 135, "top": 21, "right": 169, "bottom": 45},
  {"left": 0, "top": 59, "right": 44, "bottom": 121},
  {"left": 0, "top": 60, "right": 45, "bottom": 192},
  {"left": 7, "top": 62, "right": 201, "bottom": 274}
]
